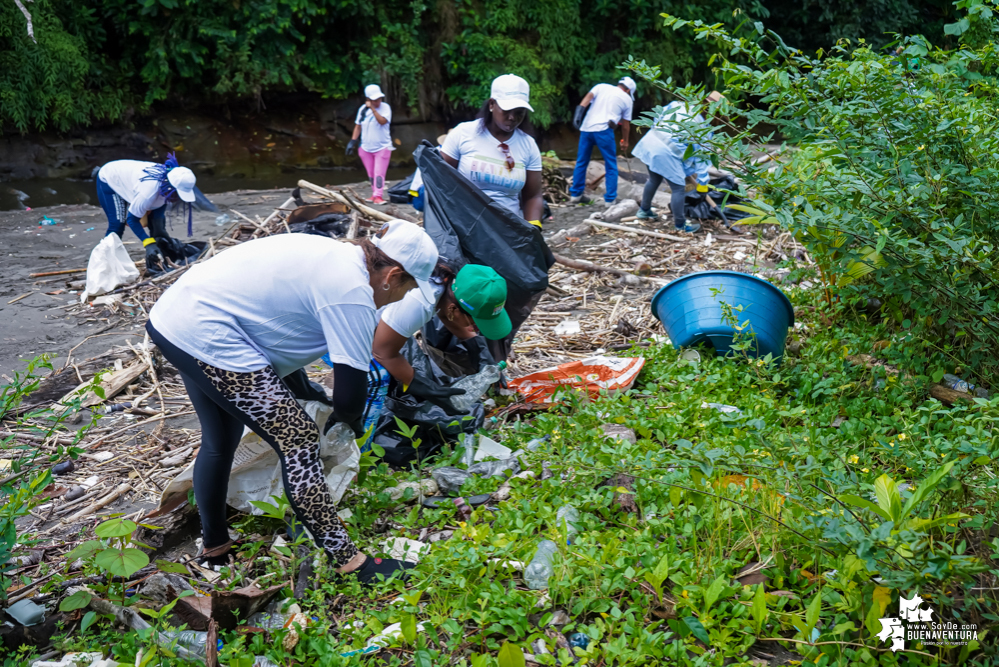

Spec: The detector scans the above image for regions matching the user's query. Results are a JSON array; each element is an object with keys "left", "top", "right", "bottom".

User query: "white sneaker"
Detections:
[{"left": 569, "top": 195, "right": 592, "bottom": 205}]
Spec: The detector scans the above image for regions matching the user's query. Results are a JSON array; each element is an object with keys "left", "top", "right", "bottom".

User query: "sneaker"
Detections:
[
  {"left": 370, "top": 197, "right": 386, "bottom": 206},
  {"left": 569, "top": 195, "right": 592, "bottom": 205},
  {"left": 603, "top": 198, "right": 617, "bottom": 206},
  {"left": 675, "top": 222, "right": 702, "bottom": 233},
  {"left": 636, "top": 208, "right": 657, "bottom": 220}
]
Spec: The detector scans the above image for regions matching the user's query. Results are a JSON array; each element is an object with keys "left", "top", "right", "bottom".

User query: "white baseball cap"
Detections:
[
  {"left": 490, "top": 74, "right": 534, "bottom": 112},
  {"left": 365, "top": 84, "right": 385, "bottom": 100},
  {"left": 618, "top": 76, "right": 637, "bottom": 99},
  {"left": 167, "top": 166, "right": 197, "bottom": 203},
  {"left": 372, "top": 219, "right": 439, "bottom": 302}
]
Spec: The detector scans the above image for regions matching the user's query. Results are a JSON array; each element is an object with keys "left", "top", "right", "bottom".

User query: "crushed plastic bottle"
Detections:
[
  {"left": 943, "top": 373, "right": 972, "bottom": 394},
  {"left": 555, "top": 505, "right": 580, "bottom": 543},
  {"left": 247, "top": 611, "right": 289, "bottom": 630},
  {"left": 449, "top": 361, "right": 507, "bottom": 413},
  {"left": 158, "top": 629, "right": 222, "bottom": 658},
  {"left": 523, "top": 539, "right": 558, "bottom": 590},
  {"left": 215, "top": 213, "right": 231, "bottom": 226},
  {"left": 568, "top": 632, "right": 590, "bottom": 649}
]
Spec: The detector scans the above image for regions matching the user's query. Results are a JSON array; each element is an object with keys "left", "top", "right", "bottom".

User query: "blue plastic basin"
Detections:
[{"left": 651, "top": 270, "right": 795, "bottom": 360}]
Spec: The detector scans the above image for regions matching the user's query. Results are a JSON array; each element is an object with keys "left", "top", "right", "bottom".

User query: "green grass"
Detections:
[{"left": 47, "top": 288, "right": 999, "bottom": 665}]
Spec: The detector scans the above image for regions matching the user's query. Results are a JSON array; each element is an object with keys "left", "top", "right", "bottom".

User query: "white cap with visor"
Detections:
[
  {"left": 371, "top": 219, "right": 439, "bottom": 302},
  {"left": 490, "top": 74, "right": 534, "bottom": 112}
]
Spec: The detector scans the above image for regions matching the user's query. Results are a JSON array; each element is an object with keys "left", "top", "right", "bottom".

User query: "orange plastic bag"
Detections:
[{"left": 509, "top": 356, "right": 646, "bottom": 404}]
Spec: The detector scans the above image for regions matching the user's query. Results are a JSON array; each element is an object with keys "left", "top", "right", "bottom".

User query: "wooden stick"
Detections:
[
  {"left": 297, "top": 180, "right": 394, "bottom": 223},
  {"left": 8, "top": 292, "right": 32, "bottom": 304},
  {"left": 263, "top": 197, "right": 297, "bottom": 226},
  {"left": 584, "top": 218, "right": 685, "bottom": 242},
  {"left": 346, "top": 211, "right": 360, "bottom": 241},
  {"left": 29, "top": 268, "right": 88, "bottom": 278},
  {"left": 552, "top": 253, "right": 630, "bottom": 277}
]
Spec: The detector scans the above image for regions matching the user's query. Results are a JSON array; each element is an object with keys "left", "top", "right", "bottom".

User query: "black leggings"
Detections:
[
  {"left": 640, "top": 167, "right": 687, "bottom": 229},
  {"left": 147, "top": 322, "right": 365, "bottom": 566}
]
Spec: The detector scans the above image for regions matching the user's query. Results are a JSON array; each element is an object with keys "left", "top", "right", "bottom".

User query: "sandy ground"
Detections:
[{"left": 0, "top": 189, "right": 321, "bottom": 378}]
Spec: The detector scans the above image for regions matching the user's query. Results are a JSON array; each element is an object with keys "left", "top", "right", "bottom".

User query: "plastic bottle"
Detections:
[
  {"left": 449, "top": 361, "right": 507, "bottom": 412},
  {"left": 943, "top": 373, "right": 972, "bottom": 394},
  {"left": 215, "top": 213, "right": 231, "bottom": 226},
  {"left": 159, "top": 630, "right": 221, "bottom": 658},
  {"left": 523, "top": 539, "right": 558, "bottom": 590},
  {"left": 322, "top": 421, "right": 355, "bottom": 458},
  {"left": 461, "top": 432, "right": 476, "bottom": 467},
  {"left": 247, "top": 611, "right": 289, "bottom": 630},
  {"left": 555, "top": 505, "right": 581, "bottom": 542}
]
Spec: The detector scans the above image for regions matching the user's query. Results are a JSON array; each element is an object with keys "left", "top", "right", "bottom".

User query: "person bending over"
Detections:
[{"left": 147, "top": 220, "right": 437, "bottom": 583}]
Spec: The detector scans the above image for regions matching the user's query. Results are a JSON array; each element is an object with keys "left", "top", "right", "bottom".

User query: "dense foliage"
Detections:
[
  {"left": 628, "top": 0, "right": 999, "bottom": 385},
  {"left": 1, "top": 0, "right": 957, "bottom": 132}
]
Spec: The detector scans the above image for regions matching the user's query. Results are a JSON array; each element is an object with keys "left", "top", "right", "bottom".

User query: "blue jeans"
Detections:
[{"left": 570, "top": 128, "right": 618, "bottom": 202}]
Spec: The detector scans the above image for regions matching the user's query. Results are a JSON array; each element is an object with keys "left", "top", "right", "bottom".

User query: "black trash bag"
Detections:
[
  {"left": 373, "top": 336, "right": 484, "bottom": 467},
  {"left": 415, "top": 142, "right": 554, "bottom": 294},
  {"left": 146, "top": 238, "right": 207, "bottom": 277},
  {"left": 287, "top": 212, "right": 351, "bottom": 238},
  {"left": 422, "top": 316, "right": 496, "bottom": 377},
  {"left": 387, "top": 173, "right": 414, "bottom": 204},
  {"left": 685, "top": 174, "right": 753, "bottom": 225}
]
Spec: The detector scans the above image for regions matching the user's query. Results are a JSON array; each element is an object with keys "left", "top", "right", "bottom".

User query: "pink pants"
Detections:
[{"left": 358, "top": 147, "right": 392, "bottom": 199}]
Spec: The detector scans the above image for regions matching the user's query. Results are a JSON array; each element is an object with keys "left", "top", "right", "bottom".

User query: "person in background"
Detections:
[
  {"left": 147, "top": 220, "right": 438, "bottom": 584},
  {"left": 440, "top": 73, "right": 546, "bottom": 363},
  {"left": 408, "top": 133, "right": 448, "bottom": 212},
  {"left": 568, "top": 77, "right": 636, "bottom": 206},
  {"left": 632, "top": 91, "right": 723, "bottom": 234},
  {"left": 96, "top": 153, "right": 197, "bottom": 272},
  {"left": 346, "top": 84, "right": 393, "bottom": 205}
]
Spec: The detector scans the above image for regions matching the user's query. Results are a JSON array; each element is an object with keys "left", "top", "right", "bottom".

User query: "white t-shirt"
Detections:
[
  {"left": 355, "top": 103, "right": 394, "bottom": 153},
  {"left": 379, "top": 281, "right": 445, "bottom": 339},
  {"left": 441, "top": 120, "right": 542, "bottom": 217},
  {"left": 98, "top": 160, "right": 168, "bottom": 218},
  {"left": 150, "top": 235, "right": 378, "bottom": 377},
  {"left": 580, "top": 83, "right": 633, "bottom": 133}
]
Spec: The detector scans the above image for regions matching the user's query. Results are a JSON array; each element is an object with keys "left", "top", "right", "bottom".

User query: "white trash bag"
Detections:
[
  {"left": 159, "top": 400, "right": 360, "bottom": 516},
  {"left": 81, "top": 234, "right": 140, "bottom": 302}
]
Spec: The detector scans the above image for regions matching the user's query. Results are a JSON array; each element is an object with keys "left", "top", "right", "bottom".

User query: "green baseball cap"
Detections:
[{"left": 452, "top": 264, "right": 511, "bottom": 340}]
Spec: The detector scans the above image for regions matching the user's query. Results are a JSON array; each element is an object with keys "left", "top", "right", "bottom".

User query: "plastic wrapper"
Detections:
[
  {"left": 509, "top": 355, "right": 646, "bottom": 404},
  {"left": 81, "top": 234, "right": 140, "bottom": 302},
  {"left": 467, "top": 457, "right": 521, "bottom": 479},
  {"left": 432, "top": 467, "right": 471, "bottom": 496}
]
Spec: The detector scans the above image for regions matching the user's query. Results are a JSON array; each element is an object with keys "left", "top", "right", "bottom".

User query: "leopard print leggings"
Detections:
[{"left": 196, "top": 361, "right": 359, "bottom": 567}]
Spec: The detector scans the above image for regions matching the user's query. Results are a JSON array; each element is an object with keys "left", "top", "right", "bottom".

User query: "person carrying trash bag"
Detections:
[
  {"left": 632, "top": 91, "right": 724, "bottom": 234},
  {"left": 96, "top": 152, "right": 197, "bottom": 273},
  {"left": 346, "top": 84, "right": 393, "bottom": 205},
  {"left": 568, "top": 76, "right": 636, "bottom": 206},
  {"left": 146, "top": 220, "right": 438, "bottom": 585},
  {"left": 431, "top": 74, "right": 552, "bottom": 364}
]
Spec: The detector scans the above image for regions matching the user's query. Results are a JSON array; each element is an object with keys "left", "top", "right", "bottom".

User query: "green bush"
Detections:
[{"left": 629, "top": 0, "right": 999, "bottom": 383}]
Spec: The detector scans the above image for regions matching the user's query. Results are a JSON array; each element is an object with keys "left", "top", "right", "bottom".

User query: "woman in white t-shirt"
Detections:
[
  {"left": 146, "top": 220, "right": 437, "bottom": 585},
  {"left": 346, "top": 84, "right": 393, "bottom": 205},
  {"left": 441, "top": 74, "right": 544, "bottom": 223},
  {"left": 440, "top": 74, "right": 547, "bottom": 363}
]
